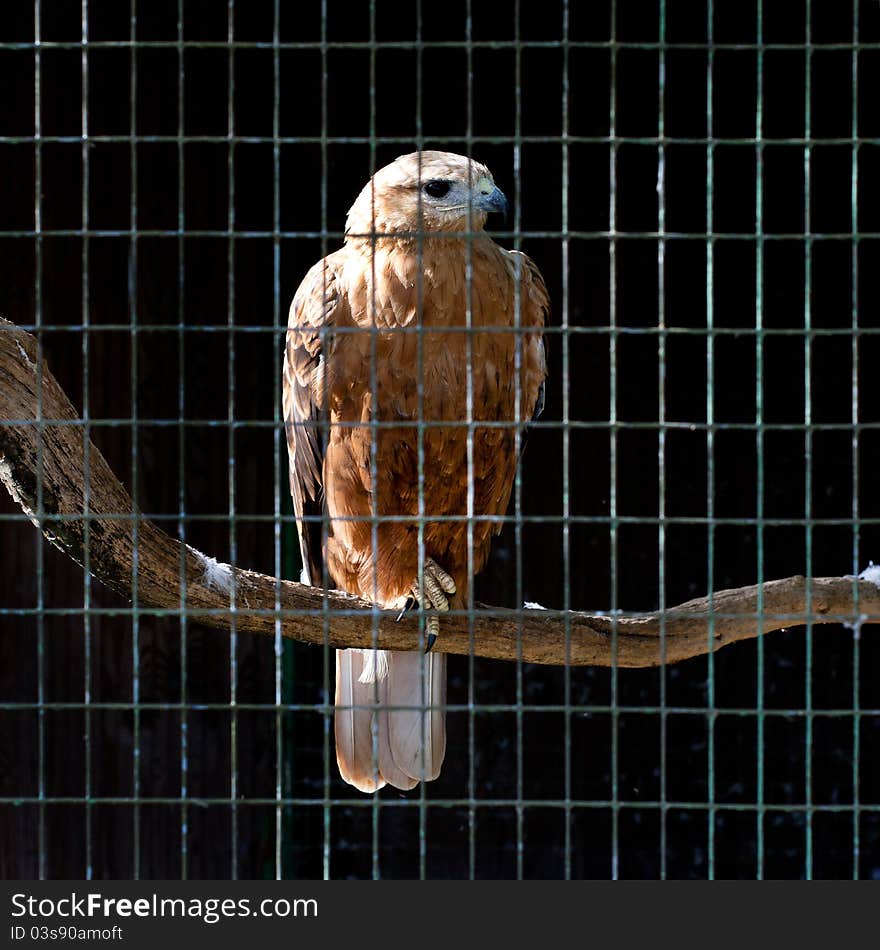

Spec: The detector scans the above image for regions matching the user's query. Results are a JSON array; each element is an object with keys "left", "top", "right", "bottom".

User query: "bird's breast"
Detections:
[{"left": 328, "top": 238, "right": 543, "bottom": 429}]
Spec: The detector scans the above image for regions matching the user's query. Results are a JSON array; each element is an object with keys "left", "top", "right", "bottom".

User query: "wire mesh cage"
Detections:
[{"left": 1, "top": 0, "right": 879, "bottom": 880}]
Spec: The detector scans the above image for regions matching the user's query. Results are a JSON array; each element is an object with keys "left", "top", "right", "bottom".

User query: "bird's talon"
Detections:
[
  {"left": 427, "top": 558, "right": 457, "bottom": 596},
  {"left": 425, "top": 613, "right": 440, "bottom": 652},
  {"left": 410, "top": 560, "right": 453, "bottom": 651},
  {"left": 396, "top": 596, "right": 416, "bottom": 622}
]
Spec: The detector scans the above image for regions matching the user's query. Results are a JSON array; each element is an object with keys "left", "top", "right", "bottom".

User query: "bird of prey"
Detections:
[{"left": 283, "top": 150, "right": 548, "bottom": 792}]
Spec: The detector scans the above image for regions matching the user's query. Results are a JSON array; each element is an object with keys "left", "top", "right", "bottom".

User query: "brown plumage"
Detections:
[{"left": 283, "top": 151, "right": 548, "bottom": 792}]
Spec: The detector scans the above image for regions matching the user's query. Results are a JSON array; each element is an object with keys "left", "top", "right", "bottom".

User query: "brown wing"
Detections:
[
  {"left": 504, "top": 246, "right": 549, "bottom": 434},
  {"left": 283, "top": 250, "right": 349, "bottom": 587}
]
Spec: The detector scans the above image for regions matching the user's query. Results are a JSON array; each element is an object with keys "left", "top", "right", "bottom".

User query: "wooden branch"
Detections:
[{"left": 1, "top": 317, "right": 878, "bottom": 668}]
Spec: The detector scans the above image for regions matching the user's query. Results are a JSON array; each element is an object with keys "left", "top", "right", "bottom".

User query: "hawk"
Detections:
[{"left": 283, "top": 151, "right": 548, "bottom": 792}]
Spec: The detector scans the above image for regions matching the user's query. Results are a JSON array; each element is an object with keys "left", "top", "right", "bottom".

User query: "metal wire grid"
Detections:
[{"left": 0, "top": 0, "right": 877, "bottom": 879}]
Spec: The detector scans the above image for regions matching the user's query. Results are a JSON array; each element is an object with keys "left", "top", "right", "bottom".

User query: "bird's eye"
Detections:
[{"left": 423, "top": 180, "right": 451, "bottom": 199}]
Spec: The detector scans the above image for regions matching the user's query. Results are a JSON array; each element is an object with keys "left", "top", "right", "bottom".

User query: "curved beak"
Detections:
[{"left": 478, "top": 184, "right": 509, "bottom": 219}]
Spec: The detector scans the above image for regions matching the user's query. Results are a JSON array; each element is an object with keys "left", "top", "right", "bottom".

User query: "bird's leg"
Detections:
[{"left": 409, "top": 558, "right": 457, "bottom": 652}]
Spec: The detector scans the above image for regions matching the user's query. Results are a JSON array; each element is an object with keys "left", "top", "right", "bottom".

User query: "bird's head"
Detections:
[{"left": 345, "top": 150, "right": 508, "bottom": 238}]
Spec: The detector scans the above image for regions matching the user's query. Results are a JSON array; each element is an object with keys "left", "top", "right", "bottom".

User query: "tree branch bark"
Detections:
[{"left": 1, "top": 317, "right": 877, "bottom": 668}]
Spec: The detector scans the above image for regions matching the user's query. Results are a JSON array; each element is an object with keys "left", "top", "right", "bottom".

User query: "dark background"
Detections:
[{"left": 1, "top": 0, "right": 879, "bottom": 879}]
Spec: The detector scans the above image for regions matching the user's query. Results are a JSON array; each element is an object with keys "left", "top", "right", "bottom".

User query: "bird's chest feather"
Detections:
[{"left": 331, "top": 242, "right": 524, "bottom": 424}]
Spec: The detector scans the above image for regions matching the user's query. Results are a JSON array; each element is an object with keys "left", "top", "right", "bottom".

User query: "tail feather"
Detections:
[
  {"left": 334, "top": 649, "right": 386, "bottom": 793},
  {"left": 334, "top": 648, "right": 446, "bottom": 791},
  {"left": 386, "top": 651, "right": 447, "bottom": 783},
  {"left": 376, "top": 702, "right": 420, "bottom": 791}
]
